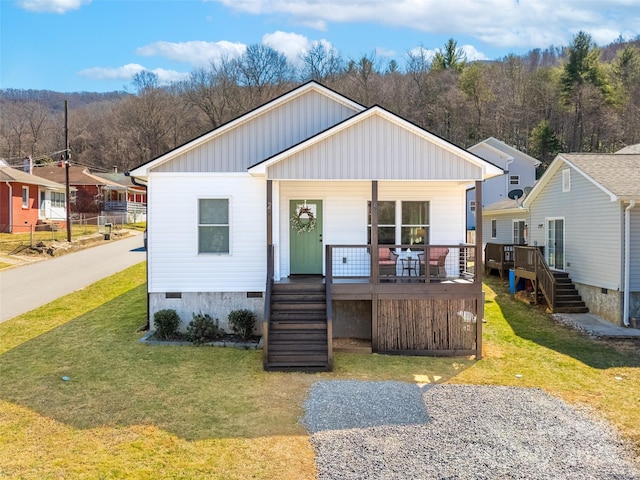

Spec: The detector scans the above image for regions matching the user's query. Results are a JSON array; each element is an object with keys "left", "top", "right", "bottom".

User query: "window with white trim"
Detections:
[
  {"left": 562, "top": 168, "right": 571, "bottom": 192},
  {"left": 513, "top": 220, "right": 527, "bottom": 245},
  {"left": 509, "top": 175, "right": 520, "bottom": 185},
  {"left": 22, "top": 186, "right": 29, "bottom": 208},
  {"left": 368, "top": 201, "right": 430, "bottom": 245},
  {"left": 198, "top": 199, "right": 229, "bottom": 253},
  {"left": 51, "top": 192, "right": 65, "bottom": 208},
  {"left": 491, "top": 219, "right": 497, "bottom": 239},
  {"left": 470, "top": 201, "right": 476, "bottom": 213}
]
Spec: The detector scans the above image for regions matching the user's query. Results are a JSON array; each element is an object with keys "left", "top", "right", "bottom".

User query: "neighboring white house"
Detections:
[
  {"left": 483, "top": 149, "right": 640, "bottom": 327},
  {"left": 129, "top": 82, "right": 503, "bottom": 368},
  {"left": 466, "top": 137, "right": 540, "bottom": 230}
]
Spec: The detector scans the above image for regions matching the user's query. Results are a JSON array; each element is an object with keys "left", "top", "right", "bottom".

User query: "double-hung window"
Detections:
[
  {"left": 198, "top": 199, "right": 229, "bottom": 253},
  {"left": 368, "top": 200, "right": 430, "bottom": 245},
  {"left": 22, "top": 186, "right": 29, "bottom": 208}
]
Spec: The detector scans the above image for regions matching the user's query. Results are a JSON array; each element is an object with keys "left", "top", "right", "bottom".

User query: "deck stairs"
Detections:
[
  {"left": 264, "top": 282, "right": 330, "bottom": 371},
  {"left": 549, "top": 272, "right": 589, "bottom": 313}
]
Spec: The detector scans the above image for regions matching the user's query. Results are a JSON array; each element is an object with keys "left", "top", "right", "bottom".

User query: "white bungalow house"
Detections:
[
  {"left": 483, "top": 148, "right": 640, "bottom": 327},
  {"left": 466, "top": 137, "right": 540, "bottom": 230},
  {"left": 129, "top": 82, "right": 503, "bottom": 370}
]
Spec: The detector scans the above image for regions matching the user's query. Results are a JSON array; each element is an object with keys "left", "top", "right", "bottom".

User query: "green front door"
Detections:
[{"left": 290, "top": 200, "right": 323, "bottom": 275}]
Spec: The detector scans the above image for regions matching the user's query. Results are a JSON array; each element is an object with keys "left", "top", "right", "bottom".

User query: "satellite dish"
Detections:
[
  {"left": 508, "top": 189, "right": 524, "bottom": 200},
  {"left": 523, "top": 186, "right": 533, "bottom": 196}
]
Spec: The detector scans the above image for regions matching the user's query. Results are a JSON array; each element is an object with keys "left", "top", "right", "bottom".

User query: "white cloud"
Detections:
[
  {"left": 136, "top": 40, "right": 246, "bottom": 68},
  {"left": 375, "top": 47, "right": 396, "bottom": 58},
  {"left": 262, "top": 31, "right": 314, "bottom": 66},
  {"left": 213, "top": 0, "right": 640, "bottom": 50},
  {"left": 461, "top": 45, "right": 488, "bottom": 62},
  {"left": 17, "top": 0, "right": 90, "bottom": 14},
  {"left": 78, "top": 64, "right": 188, "bottom": 85}
]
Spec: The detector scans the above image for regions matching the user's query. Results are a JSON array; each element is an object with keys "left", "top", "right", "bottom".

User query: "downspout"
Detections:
[
  {"left": 5, "top": 182, "right": 12, "bottom": 233},
  {"left": 504, "top": 156, "right": 514, "bottom": 199},
  {"left": 623, "top": 200, "right": 636, "bottom": 327}
]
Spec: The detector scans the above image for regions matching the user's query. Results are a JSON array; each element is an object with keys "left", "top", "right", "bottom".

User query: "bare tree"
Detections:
[{"left": 300, "top": 41, "right": 344, "bottom": 82}]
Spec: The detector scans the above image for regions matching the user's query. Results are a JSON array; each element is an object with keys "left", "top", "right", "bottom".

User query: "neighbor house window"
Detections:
[
  {"left": 198, "top": 199, "right": 229, "bottom": 253},
  {"left": 22, "top": 186, "right": 29, "bottom": 208},
  {"left": 562, "top": 168, "right": 571, "bottom": 192},
  {"left": 51, "top": 192, "right": 65, "bottom": 208},
  {"left": 513, "top": 220, "right": 527, "bottom": 245},
  {"left": 491, "top": 219, "right": 497, "bottom": 239},
  {"left": 368, "top": 201, "right": 430, "bottom": 245},
  {"left": 510, "top": 175, "right": 520, "bottom": 185},
  {"left": 470, "top": 201, "right": 476, "bottom": 213}
]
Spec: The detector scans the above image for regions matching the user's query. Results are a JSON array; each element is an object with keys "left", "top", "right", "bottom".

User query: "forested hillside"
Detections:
[{"left": 1, "top": 32, "right": 639, "bottom": 174}]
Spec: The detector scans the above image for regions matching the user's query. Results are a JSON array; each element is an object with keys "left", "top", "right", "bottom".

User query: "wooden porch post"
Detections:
[
  {"left": 475, "top": 180, "right": 483, "bottom": 360},
  {"left": 266, "top": 180, "right": 273, "bottom": 247},
  {"left": 371, "top": 180, "right": 379, "bottom": 353}
]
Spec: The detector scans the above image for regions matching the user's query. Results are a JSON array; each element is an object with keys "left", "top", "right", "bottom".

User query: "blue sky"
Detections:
[{"left": 2, "top": 0, "right": 640, "bottom": 93}]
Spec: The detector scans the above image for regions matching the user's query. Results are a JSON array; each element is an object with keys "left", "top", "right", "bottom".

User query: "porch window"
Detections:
[
  {"left": 198, "top": 199, "right": 229, "bottom": 254},
  {"left": 367, "top": 201, "right": 430, "bottom": 245},
  {"left": 22, "top": 186, "right": 29, "bottom": 208},
  {"left": 491, "top": 219, "right": 497, "bottom": 239},
  {"left": 513, "top": 220, "right": 527, "bottom": 245},
  {"left": 401, "top": 201, "right": 429, "bottom": 245}
]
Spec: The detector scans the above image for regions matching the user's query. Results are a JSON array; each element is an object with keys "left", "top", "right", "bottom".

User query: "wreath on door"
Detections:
[{"left": 291, "top": 205, "right": 316, "bottom": 235}]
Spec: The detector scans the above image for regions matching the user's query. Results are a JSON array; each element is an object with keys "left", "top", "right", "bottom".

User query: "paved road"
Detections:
[{"left": 0, "top": 233, "right": 146, "bottom": 323}]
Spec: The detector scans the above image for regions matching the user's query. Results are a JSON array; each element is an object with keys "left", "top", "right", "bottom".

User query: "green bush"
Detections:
[
  {"left": 228, "top": 309, "right": 256, "bottom": 341},
  {"left": 187, "top": 312, "right": 225, "bottom": 345},
  {"left": 153, "top": 309, "right": 181, "bottom": 340}
]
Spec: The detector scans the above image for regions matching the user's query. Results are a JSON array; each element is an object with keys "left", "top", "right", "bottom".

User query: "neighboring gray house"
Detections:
[
  {"left": 484, "top": 150, "right": 640, "bottom": 327},
  {"left": 466, "top": 137, "right": 540, "bottom": 230}
]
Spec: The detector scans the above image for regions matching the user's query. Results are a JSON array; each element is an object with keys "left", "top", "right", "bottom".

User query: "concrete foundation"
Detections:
[{"left": 149, "top": 291, "right": 264, "bottom": 334}]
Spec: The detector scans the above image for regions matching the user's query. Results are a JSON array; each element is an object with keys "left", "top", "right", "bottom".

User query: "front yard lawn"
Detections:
[{"left": 0, "top": 263, "right": 638, "bottom": 478}]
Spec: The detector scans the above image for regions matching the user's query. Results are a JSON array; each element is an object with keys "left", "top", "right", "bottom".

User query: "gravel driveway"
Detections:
[{"left": 301, "top": 381, "right": 640, "bottom": 480}]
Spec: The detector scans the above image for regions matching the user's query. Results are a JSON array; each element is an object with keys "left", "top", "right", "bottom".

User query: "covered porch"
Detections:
[{"left": 262, "top": 179, "right": 485, "bottom": 371}]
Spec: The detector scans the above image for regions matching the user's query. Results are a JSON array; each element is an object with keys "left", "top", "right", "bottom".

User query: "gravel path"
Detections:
[{"left": 301, "top": 382, "right": 640, "bottom": 480}]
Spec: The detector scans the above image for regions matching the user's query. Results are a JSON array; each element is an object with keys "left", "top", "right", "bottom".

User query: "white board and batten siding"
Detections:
[
  {"left": 277, "top": 181, "right": 467, "bottom": 278},
  {"left": 152, "top": 90, "right": 360, "bottom": 174},
  {"left": 528, "top": 164, "right": 622, "bottom": 290},
  {"left": 147, "top": 173, "right": 266, "bottom": 293},
  {"left": 267, "top": 114, "right": 483, "bottom": 181}
]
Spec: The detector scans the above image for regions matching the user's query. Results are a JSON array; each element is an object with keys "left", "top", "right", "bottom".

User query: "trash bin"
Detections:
[{"left": 103, "top": 223, "right": 112, "bottom": 240}]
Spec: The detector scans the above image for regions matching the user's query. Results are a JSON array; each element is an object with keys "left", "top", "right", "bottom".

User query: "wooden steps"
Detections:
[
  {"left": 265, "top": 282, "right": 330, "bottom": 371},
  {"left": 552, "top": 272, "right": 589, "bottom": 313}
]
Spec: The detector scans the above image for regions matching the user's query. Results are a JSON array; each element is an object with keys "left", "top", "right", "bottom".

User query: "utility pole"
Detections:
[{"left": 65, "top": 100, "right": 71, "bottom": 242}]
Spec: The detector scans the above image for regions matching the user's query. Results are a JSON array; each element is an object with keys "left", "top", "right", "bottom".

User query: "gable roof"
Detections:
[
  {"left": 524, "top": 153, "right": 640, "bottom": 205},
  {"left": 469, "top": 137, "right": 541, "bottom": 167},
  {"left": 129, "top": 81, "right": 365, "bottom": 179},
  {"left": 616, "top": 144, "right": 640, "bottom": 154},
  {"left": 248, "top": 105, "right": 503, "bottom": 180},
  {"left": 32, "top": 165, "right": 123, "bottom": 188},
  {"left": 0, "top": 162, "right": 67, "bottom": 190},
  {"left": 484, "top": 197, "right": 527, "bottom": 214}
]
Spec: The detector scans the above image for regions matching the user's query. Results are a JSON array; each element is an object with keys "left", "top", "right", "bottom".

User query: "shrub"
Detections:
[
  {"left": 187, "top": 312, "right": 225, "bottom": 345},
  {"left": 228, "top": 309, "right": 256, "bottom": 341},
  {"left": 154, "top": 309, "right": 181, "bottom": 340}
]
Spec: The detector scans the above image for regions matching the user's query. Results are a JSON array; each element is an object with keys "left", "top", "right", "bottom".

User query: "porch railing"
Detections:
[{"left": 326, "top": 244, "right": 477, "bottom": 283}]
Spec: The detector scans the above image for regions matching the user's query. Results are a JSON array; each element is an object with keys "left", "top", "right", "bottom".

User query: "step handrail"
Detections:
[
  {"left": 262, "top": 244, "right": 274, "bottom": 369},
  {"left": 514, "top": 246, "right": 556, "bottom": 310},
  {"left": 325, "top": 245, "right": 333, "bottom": 369}
]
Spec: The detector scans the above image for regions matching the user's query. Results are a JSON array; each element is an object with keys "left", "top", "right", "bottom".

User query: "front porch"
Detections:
[{"left": 263, "top": 242, "right": 484, "bottom": 371}]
